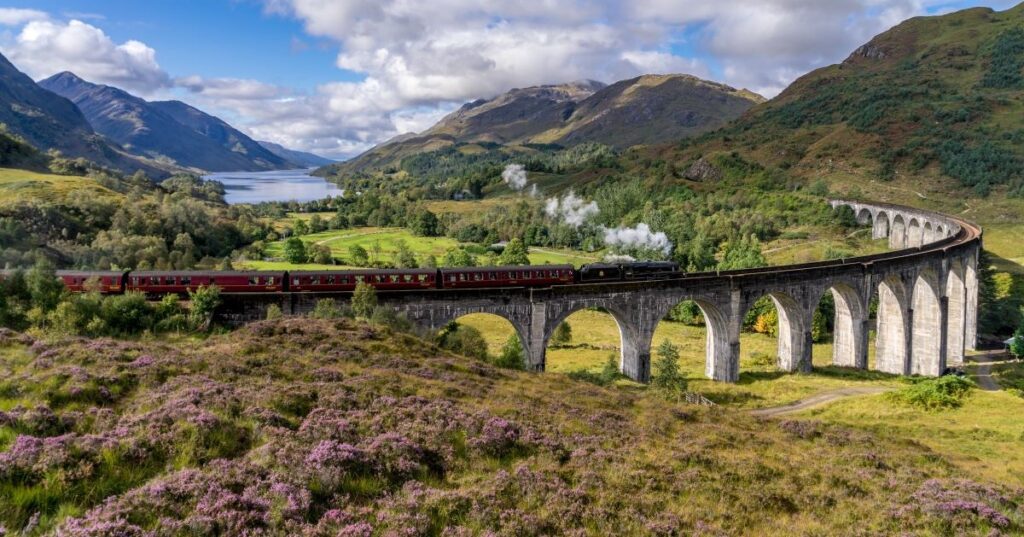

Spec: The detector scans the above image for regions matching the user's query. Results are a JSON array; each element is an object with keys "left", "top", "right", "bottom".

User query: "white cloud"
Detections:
[
  {"left": 0, "top": 2, "right": 996, "bottom": 158},
  {"left": 0, "top": 8, "right": 48, "bottom": 26},
  {"left": 2, "top": 19, "right": 169, "bottom": 94}
]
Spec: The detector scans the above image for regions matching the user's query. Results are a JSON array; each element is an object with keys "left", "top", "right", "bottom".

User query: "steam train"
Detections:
[{"left": 0, "top": 262, "right": 681, "bottom": 295}]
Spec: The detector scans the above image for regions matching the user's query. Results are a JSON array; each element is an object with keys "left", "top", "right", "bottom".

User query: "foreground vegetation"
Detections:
[{"left": 0, "top": 317, "right": 1021, "bottom": 535}]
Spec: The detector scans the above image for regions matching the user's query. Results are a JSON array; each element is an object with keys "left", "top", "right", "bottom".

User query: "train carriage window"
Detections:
[
  {"left": 390, "top": 275, "right": 400, "bottom": 283},
  {"left": 293, "top": 277, "right": 300, "bottom": 285},
  {"left": 311, "top": 276, "right": 321, "bottom": 285},
  {"left": 267, "top": 276, "right": 275, "bottom": 285},
  {"left": 473, "top": 273, "right": 482, "bottom": 281},
  {"left": 355, "top": 275, "right": 364, "bottom": 283},
  {"left": 327, "top": 275, "right": 336, "bottom": 285},
  {"left": 150, "top": 277, "right": 159, "bottom": 285},
  {"left": 131, "top": 277, "right": 139, "bottom": 285},
  {"left": 418, "top": 274, "right": 428, "bottom": 282},
  {"left": 250, "top": 277, "right": 259, "bottom": 285},
  {"left": 489, "top": 272, "right": 496, "bottom": 280},
  {"left": 403, "top": 274, "right": 413, "bottom": 282},
  {"left": 181, "top": 277, "right": 191, "bottom": 286}
]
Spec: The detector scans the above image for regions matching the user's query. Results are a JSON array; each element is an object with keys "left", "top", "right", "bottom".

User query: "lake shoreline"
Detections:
[{"left": 203, "top": 168, "right": 343, "bottom": 204}]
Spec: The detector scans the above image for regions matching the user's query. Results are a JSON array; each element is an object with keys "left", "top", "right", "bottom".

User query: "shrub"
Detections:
[
  {"left": 284, "top": 237, "right": 308, "bottom": 264},
  {"left": 188, "top": 285, "right": 221, "bottom": 330},
  {"left": 100, "top": 292, "right": 153, "bottom": 335},
  {"left": 652, "top": 339, "right": 686, "bottom": 394},
  {"left": 311, "top": 298, "right": 345, "bottom": 320},
  {"left": 437, "top": 322, "right": 488, "bottom": 361},
  {"left": 266, "top": 304, "right": 283, "bottom": 321},
  {"left": 493, "top": 334, "right": 525, "bottom": 370},
  {"left": 888, "top": 376, "right": 975, "bottom": 410},
  {"left": 351, "top": 282, "right": 377, "bottom": 319},
  {"left": 370, "top": 306, "right": 412, "bottom": 332},
  {"left": 550, "top": 322, "right": 572, "bottom": 347}
]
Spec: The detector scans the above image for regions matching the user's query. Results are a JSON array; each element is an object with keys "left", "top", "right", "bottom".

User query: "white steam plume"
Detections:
[
  {"left": 602, "top": 223, "right": 673, "bottom": 256},
  {"left": 544, "top": 190, "right": 599, "bottom": 228},
  {"left": 501, "top": 163, "right": 528, "bottom": 190}
]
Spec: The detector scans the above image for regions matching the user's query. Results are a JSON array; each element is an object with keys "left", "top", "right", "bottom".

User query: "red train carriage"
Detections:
[
  {"left": 127, "top": 271, "right": 285, "bottom": 295},
  {"left": 56, "top": 271, "right": 126, "bottom": 293},
  {"left": 439, "top": 265, "right": 574, "bottom": 289},
  {"left": 288, "top": 269, "right": 436, "bottom": 292}
]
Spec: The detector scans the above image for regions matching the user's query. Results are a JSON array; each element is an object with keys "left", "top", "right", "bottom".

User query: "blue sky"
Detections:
[{"left": 0, "top": 1, "right": 1018, "bottom": 158}]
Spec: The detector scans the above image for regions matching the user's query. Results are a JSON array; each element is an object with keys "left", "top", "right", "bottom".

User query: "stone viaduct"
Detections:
[{"left": 218, "top": 200, "right": 982, "bottom": 384}]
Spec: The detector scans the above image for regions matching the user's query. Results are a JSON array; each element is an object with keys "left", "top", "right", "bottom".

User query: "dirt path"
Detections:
[
  {"left": 969, "top": 350, "right": 1005, "bottom": 391},
  {"left": 749, "top": 386, "right": 894, "bottom": 418}
]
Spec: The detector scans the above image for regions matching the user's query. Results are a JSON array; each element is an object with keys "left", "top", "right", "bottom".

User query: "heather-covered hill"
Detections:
[{"left": 0, "top": 319, "right": 1019, "bottom": 535}]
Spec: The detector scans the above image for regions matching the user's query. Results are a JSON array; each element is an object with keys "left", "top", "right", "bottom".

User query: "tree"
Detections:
[
  {"left": 266, "top": 304, "right": 283, "bottom": 320},
  {"left": 284, "top": 237, "right": 308, "bottom": 264},
  {"left": 411, "top": 210, "right": 440, "bottom": 237},
  {"left": 442, "top": 247, "right": 476, "bottom": 267},
  {"left": 498, "top": 238, "right": 530, "bottom": 266},
  {"left": 293, "top": 219, "right": 309, "bottom": 236},
  {"left": 719, "top": 234, "right": 767, "bottom": 270},
  {"left": 310, "top": 244, "right": 334, "bottom": 265},
  {"left": 309, "top": 214, "right": 326, "bottom": 233},
  {"left": 348, "top": 244, "right": 370, "bottom": 266},
  {"left": 550, "top": 321, "right": 572, "bottom": 347},
  {"left": 393, "top": 239, "right": 418, "bottom": 268},
  {"left": 188, "top": 285, "right": 221, "bottom": 330},
  {"left": 311, "top": 298, "right": 344, "bottom": 319},
  {"left": 437, "top": 322, "right": 488, "bottom": 361},
  {"left": 26, "top": 260, "right": 64, "bottom": 312},
  {"left": 494, "top": 334, "right": 525, "bottom": 370},
  {"left": 351, "top": 281, "right": 377, "bottom": 318},
  {"left": 652, "top": 339, "right": 686, "bottom": 393}
]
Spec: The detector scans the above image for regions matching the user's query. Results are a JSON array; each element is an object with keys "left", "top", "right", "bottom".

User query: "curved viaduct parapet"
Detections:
[{"left": 217, "top": 200, "right": 982, "bottom": 385}]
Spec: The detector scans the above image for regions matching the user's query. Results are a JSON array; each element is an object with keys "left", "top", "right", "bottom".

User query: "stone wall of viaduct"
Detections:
[{"left": 217, "top": 200, "right": 982, "bottom": 384}]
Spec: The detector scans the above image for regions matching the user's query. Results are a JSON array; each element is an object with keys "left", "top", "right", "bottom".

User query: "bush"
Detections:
[
  {"left": 266, "top": 304, "right": 283, "bottom": 320},
  {"left": 188, "top": 285, "right": 221, "bottom": 330},
  {"left": 370, "top": 306, "right": 412, "bottom": 332},
  {"left": 550, "top": 322, "right": 572, "bottom": 347},
  {"left": 437, "top": 322, "right": 488, "bottom": 361},
  {"left": 888, "top": 376, "right": 975, "bottom": 410},
  {"left": 493, "top": 334, "right": 525, "bottom": 370},
  {"left": 652, "top": 340, "right": 686, "bottom": 394},
  {"left": 284, "top": 237, "right": 308, "bottom": 264},
  {"left": 351, "top": 282, "right": 377, "bottom": 319},
  {"left": 568, "top": 354, "right": 623, "bottom": 386},
  {"left": 310, "top": 298, "right": 346, "bottom": 320},
  {"left": 100, "top": 292, "right": 153, "bottom": 335}
]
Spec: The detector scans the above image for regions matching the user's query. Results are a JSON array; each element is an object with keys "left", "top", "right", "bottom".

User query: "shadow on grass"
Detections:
[
  {"left": 736, "top": 366, "right": 900, "bottom": 385},
  {"left": 702, "top": 390, "right": 765, "bottom": 406}
]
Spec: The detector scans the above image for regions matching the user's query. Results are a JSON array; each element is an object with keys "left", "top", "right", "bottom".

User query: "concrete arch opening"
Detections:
[
  {"left": 911, "top": 268, "right": 943, "bottom": 376},
  {"left": 890, "top": 215, "right": 907, "bottom": 249},
  {"left": 652, "top": 299, "right": 732, "bottom": 383},
  {"left": 923, "top": 221, "right": 934, "bottom": 244},
  {"left": 445, "top": 312, "right": 529, "bottom": 368},
  {"left": 907, "top": 218, "right": 924, "bottom": 248},
  {"left": 856, "top": 208, "right": 874, "bottom": 226},
  {"left": 545, "top": 307, "right": 626, "bottom": 377},
  {"left": 875, "top": 275, "right": 909, "bottom": 374},
  {"left": 873, "top": 211, "right": 890, "bottom": 240},
  {"left": 946, "top": 259, "right": 966, "bottom": 367},
  {"left": 811, "top": 283, "right": 868, "bottom": 370},
  {"left": 742, "top": 292, "right": 809, "bottom": 374}
]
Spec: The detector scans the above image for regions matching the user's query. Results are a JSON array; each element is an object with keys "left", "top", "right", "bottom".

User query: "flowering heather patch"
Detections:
[{"left": 0, "top": 318, "right": 1019, "bottom": 534}]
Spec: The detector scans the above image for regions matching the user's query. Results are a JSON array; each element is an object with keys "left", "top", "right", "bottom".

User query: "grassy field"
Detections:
[
  {"left": 797, "top": 387, "right": 1024, "bottom": 486},
  {"left": 0, "top": 168, "right": 122, "bottom": 207},
  {"left": 458, "top": 309, "right": 900, "bottom": 410},
  {"left": 238, "top": 225, "right": 601, "bottom": 269}
]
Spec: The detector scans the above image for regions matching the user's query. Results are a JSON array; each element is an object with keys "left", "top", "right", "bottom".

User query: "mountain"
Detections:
[
  {"left": 651, "top": 4, "right": 1024, "bottom": 204},
  {"left": 39, "top": 72, "right": 291, "bottom": 172},
  {"left": 322, "top": 74, "right": 762, "bottom": 177},
  {"left": 0, "top": 53, "right": 173, "bottom": 176},
  {"left": 257, "top": 140, "right": 334, "bottom": 167}
]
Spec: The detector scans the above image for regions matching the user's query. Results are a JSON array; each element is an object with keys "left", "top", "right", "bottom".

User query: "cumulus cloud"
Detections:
[
  {"left": 545, "top": 191, "right": 600, "bottom": 228},
  {"left": 602, "top": 223, "right": 673, "bottom": 256},
  {"left": 2, "top": 19, "right": 169, "bottom": 94},
  {"left": 0, "top": 2, "right": 986, "bottom": 157}
]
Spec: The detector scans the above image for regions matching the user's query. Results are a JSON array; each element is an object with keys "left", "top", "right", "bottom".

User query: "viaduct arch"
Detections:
[{"left": 218, "top": 200, "right": 982, "bottom": 384}]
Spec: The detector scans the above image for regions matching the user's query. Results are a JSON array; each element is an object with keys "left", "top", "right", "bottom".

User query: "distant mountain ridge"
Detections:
[
  {"left": 257, "top": 141, "right": 334, "bottom": 167},
  {"left": 39, "top": 72, "right": 291, "bottom": 172},
  {"left": 322, "top": 74, "right": 763, "bottom": 177},
  {"left": 0, "top": 53, "right": 172, "bottom": 176}
]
